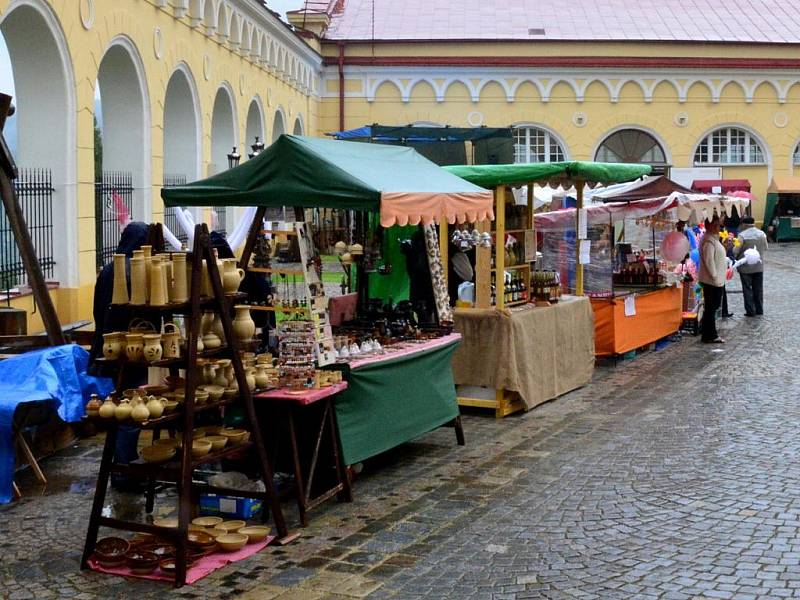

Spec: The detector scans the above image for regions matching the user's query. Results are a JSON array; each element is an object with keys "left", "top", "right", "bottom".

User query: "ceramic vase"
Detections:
[
  {"left": 98, "top": 396, "right": 116, "bottom": 419},
  {"left": 245, "top": 368, "right": 256, "bottom": 391},
  {"left": 86, "top": 394, "right": 102, "bottom": 417},
  {"left": 149, "top": 262, "right": 167, "bottom": 307},
  {"left": 202, "top": 363, "right": 216, "bottom": 384},
  {"left": 232, "top": 306, "right": 255, "bottom": 342},
  {"left": 170, "top": 253, "right": 188, "bottom": 303},
  {"left": 210, "top": 312, "right": 225, "bottom": 343},
  {"left": 111, "top": 254, "right": 129, "bottom": 304},
  {"left": 125, "top": 333, "right": 144, "bottom": 362},
  {"left": 130, "top": 256, "right": 147, "bottom": 305},
  {"left": 201, "top": 311, "right": 215, "bottom": 336},
  {"left": 222, "top": 259, "right": 245, "bottom": 294},
  {"left": 143, "top": 333, "right": 163, "bottom": 363},
  {"left": 102, "top": 332, "right": 125, "bottom": 360},
  {"left": 254, "top": 365, "right": 269, "bottom": 389},
  {"left": 213, "top": 365, "right": 229, "bottom": 388},
  {"left": 141, "top": 245, "right": 152, "bottom": 303}
]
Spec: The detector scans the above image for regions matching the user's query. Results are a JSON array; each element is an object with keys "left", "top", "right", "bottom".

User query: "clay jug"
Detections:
[
  {"left": 146, "top": 396, "right": 164, "bottom": 419},
  {"left": 130, "top": 256, "right": 147, "bottom": 305},
  {"left": 161, "top": 323, "right": 181, "bottom": 359},
  {"left": 125, "top": 333, "right": 144, "bottom": 362},
  {"left": 102, "top": 332, "right": 125, "bottom": 360},
  {"left": 202, "top": 332, "right": 222, "bottom": 349},
  {"left": 99, "top": 396, "right": 116, "bottom": 419},
  {"left": 170, "top": 253, "right": 188, "bottom": 303},
  {"left": 86, "top": 394, "right": 102, "bottom": 418},
  {"left": 245, "top": 367, "right": 256, "bottom": 391},
  {"left": 232, "top": 306, "right": 256, "bottom": 342},
  {"left": 143, "top": 333, "right": 163, "bottom": 363},
  {"left": 111, "top": 254, "right": 129, "bottom": 304},
  {"left": 114, "top": 398, "right": 132, "bottom": 421},
  {"left": 131, "top": 396, "right": 150, "bottom": 422},
  {"left": 149, "top": 262, "right": 167, "bottom": 307},
  {"left": 222, "top": 259, "right": 245, "bottom": 294},
  {"left": 254, "top": 364, "right": 269, "bottom": 389}
]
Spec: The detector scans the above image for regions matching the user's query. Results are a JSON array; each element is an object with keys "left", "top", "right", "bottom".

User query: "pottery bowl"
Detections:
[
  {"left": 162, "top": 399, "right": 179, "bottom": 414},
  {"left": 140, "top": 445, "right": 176, "bottom": 464},
  {"left": 194, "top": 390, "right": 210, "bottom": 405},
  {"left": 191, "top": 439, "right": 212, "bottom": 458},
  {"left": 186, "top": 531, "right": 216, "bottom": 548},
  {"left": 219, "top": 428, "right": 248, "bottom": 446},
  {"left": 139, "top": 384, "right": 169, "bottom": 396},
  {"left": 163, "top": 375, "right": 185, "bottom": 390},
  {"left": 96, "top": 537, "right": 130, "bottom": 562},
  {"left": 153, "top": 517, "right": 179, "bottom": 529},
  {"left": 239, "top": 526, "right": 270, "bottom": 544},
  {"left": 126, "top": 550, "right": 159, "bottom": 574},
  {"left": 152, "top": 437, "right": 181, "bottom": 450},
  {"left": 204, "top": 435, "right": 228, "bottom": 451},
  {"left": 192, "top": 516, "right": 223, "bottom": 529},
  {"left": 217, "top": 520, "right": 246, "bottom": 533},
  {"left": 222, "top": 388, "right": 238, "bottom": 400},
  {"left": 201, "top": 385, "right": 225, "bottom": 402},
  {"left": 216, "top": 533, "right": 247, "bottom": 552}
]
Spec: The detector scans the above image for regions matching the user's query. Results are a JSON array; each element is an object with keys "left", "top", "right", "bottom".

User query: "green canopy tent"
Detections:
[{"left": 443, "top": 161, "right": 651, "bottom": 297}]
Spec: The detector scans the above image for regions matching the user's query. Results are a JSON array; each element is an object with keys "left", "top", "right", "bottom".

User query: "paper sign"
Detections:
[
  {"left": 578, "top": 208, "right": 588, "bottom": 239},
  {"left": 624, "top": 295, "right": 637, "bottom": 317},
  {"left": 524, "top": 229, "right": 537, "bottom": 262},
  {"left": 579, "top": 239, "right": 591, "bottom": 264}
]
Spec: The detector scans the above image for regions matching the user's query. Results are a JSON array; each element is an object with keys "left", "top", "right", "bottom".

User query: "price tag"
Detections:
[
  {"left": 624, "top": 295, "right": 637, "bottom": 317},
  {"left": 579, "top": 239, "right": 591, "bottom": 265}
]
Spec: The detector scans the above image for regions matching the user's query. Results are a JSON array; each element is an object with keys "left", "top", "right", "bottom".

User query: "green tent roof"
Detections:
[
  {"left": 443, "top": 161, "right": 652, "bottom": 189},
  {"left": 161, "top": 134, "right": 490, "bottom": 211}
]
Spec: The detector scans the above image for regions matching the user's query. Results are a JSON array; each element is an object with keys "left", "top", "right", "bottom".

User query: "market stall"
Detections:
[
  {"left": 162, "top": 134, "right": 494, "bottom": 463},
  {"left": 442, "top": 161, "right": 651, "bottom": 417},
  {"left": 764, "top": 176, "right": 800, "bottom": 241},
  {"left": 535, "top": 192, "right": 751, "bottom": 357}
]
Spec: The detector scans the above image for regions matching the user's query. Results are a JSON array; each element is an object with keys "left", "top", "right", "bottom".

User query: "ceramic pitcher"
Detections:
[
  {"left": 111, "top": 254, "right": 129, "bottom": 304},
  {"left": 170, "top": 253, "right": 188, "bottom": 303},
  {"left": 232, "top": 305, "right": 256, "bottom": 342},
  {"left": 222, "top": 259, "right": 245, "bottom": 294},
  {"left": 130, "top": 256, "right": 147, "bottom": 305}
]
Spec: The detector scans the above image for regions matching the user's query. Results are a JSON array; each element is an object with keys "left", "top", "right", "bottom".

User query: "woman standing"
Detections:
[{"left": 698, "top": 215, "right": 728, "bottom": 344}]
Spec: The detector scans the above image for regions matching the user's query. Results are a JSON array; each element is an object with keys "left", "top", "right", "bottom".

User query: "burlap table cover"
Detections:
[{"left": 452, "top": 296, "right": 594, "bottom": 410}]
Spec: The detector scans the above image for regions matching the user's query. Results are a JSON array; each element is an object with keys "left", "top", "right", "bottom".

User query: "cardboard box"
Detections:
[{"left": 198, "top": 493, "right": 262, "bottom": 519}]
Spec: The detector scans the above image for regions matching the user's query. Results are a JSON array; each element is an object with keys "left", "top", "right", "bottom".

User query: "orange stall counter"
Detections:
[{"left": 590, "top": 285, "right": 683, "bottom": 357}]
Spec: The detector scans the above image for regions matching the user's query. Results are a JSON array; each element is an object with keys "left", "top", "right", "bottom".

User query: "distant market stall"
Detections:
[
  {"left": 535, "top": 191, "right": 751, "bottom": 357},
  {"left": 764, "top": 176, "right": 800, "bottom": 242},
  {"left": 442, "top": 161, "right": 650, "bottom": 417}
]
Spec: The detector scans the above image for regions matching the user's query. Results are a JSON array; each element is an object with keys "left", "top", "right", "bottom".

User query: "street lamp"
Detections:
[
  {"left": 248, "top": 136, "right": 265, "bottom": 160},
  {"left": 227, "top": 146, "right": 241, "bottom": 169}
]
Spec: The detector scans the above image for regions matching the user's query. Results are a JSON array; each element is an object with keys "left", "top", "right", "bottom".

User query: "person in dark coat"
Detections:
[{"left": 89, "top": 221, "right": 149, "bottom": 492}]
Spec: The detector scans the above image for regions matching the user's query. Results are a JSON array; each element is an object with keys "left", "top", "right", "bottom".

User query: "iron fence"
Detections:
[
  {"left": 95, "top": 171, "right": 133, "bottom": 270},
  {"left": 213, "top": 205, "right": 227, "bottom": 236},
  {"left": 0, "top": 168, "right": 55, "bottom": 291},
  {"left": 163, "top": 173, "right": 188, "bottom": 244}
]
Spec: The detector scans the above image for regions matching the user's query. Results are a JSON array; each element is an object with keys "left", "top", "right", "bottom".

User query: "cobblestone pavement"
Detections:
[{"left": 1, "top": 245, "right": 798, "bottom": 599}]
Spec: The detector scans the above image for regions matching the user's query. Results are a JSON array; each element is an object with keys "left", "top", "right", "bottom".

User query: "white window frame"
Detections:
[
  {"left": 513, "top": 126, "right": 566, "bottom": 164},
  {"left": 693, "top": 127, "right": 766, "bottom": 166},
  {"left": 793, "top": 143, "right": 800, "bottom": 166}
]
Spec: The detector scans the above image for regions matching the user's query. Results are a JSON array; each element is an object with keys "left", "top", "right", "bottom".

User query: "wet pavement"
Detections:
[{"left": 1, "top": 244, "right": 797, "bottom": 599}]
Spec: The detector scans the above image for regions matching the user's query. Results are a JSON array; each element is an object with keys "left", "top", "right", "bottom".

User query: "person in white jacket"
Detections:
[{"left": 698, "top": 215, "right": 728, "bottom": 343}]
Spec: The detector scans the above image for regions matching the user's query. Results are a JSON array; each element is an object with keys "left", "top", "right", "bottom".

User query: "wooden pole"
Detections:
[
  {"left": 495, "top": 186, "right": 506, "bottom": 309},
  {"left": 0, "top": 94, "right": 65, "bottom": 345},
  {"left": 575, "top": 181, "right": 584, "bottom": 296}
]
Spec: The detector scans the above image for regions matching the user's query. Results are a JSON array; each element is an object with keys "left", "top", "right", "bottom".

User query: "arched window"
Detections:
[
  {"left": 513, "top": 127, "right": 565, "bottom": 163},
  {"left": 694, "top": 127, "right": 765, "bottom": 165},
  {"left": 793, "top": 143, "right": 800, "bottom": 166},
  {"left": 595, "top": 129, "right": 666, "bottom": 165}
]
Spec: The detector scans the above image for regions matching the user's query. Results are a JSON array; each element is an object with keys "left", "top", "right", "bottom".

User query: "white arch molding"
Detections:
[
  {"left": 591, "top": 125, "right": 674, "bottom": 168},
  {"left": 96, "top": 35, "right": 152, "bottom": 222},
  {"left": 271, "top": 107, "right": 286, "bottom": 142},
  {"left": 209, "top": 83, "right": 238, "bottom": 176},
  {"left": 0, "top": 0, "right": 78, "bottom": 286},
  {"left": 163, "top": 63, "right": 202, "bottom": 182}
]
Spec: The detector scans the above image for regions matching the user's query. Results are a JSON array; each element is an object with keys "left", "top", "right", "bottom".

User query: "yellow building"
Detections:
[{"left": 3, "top": 0, "right": 800, "bottom": 334}]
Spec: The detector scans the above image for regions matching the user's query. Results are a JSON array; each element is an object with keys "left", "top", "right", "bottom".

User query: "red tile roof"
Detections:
[{"left": 323, "top": 0, "right": 800, "bottom": 43}]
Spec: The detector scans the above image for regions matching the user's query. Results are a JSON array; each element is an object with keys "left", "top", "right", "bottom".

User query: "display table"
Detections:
[
  {"left": 452, "top": 296, "right": 594, "bottom": 418},
  {"left": 591, "top": 285, "right": 683, "bottom": 357},
  {"left": 332, "top": 333, "right": 464, "bottom": 465}
]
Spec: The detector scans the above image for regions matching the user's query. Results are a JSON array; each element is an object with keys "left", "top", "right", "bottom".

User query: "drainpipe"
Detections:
[{"left": 338, "top": 42, "right": 345, "bottom": 132}]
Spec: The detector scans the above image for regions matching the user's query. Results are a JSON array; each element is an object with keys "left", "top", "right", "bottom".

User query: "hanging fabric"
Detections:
[{"left": 423, "top": 224, "right": 453, "bottom": 323}]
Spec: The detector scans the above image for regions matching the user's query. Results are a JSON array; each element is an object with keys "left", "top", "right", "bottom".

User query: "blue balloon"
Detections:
[{"left": 690, "top": 249, "right": 700, "bottom": 266}]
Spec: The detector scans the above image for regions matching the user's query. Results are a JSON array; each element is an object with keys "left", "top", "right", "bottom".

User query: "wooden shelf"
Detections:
[
  {"left": 110, "top": 441, "right": 254, "bottom": 481},
  {"left": 491, "top": 264, "right": 531, "bottom": 272},
  {"left": 111, "top": 292, "right": 247, "bottom": 312},
  {"left": 248, "top": 305, "right": 310, "bottom": 314},
  {"left": 491, "top": 299, "right": 529, "bottom": 308},
  {"left": 97, "top": 345, "right": 241, "bottom": 369},
  {"left": 261, "top": 229, "right": 298, "bottom": 236},
  {"left": 85, "top": 397, "right": 239, "bottom": 431},
  {"left": 249, "top": 267, "right": 305, "bottom": 276}
]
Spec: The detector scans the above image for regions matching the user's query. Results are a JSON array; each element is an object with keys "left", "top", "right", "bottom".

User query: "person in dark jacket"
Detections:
[{"left": 89, "top": 222, "right": 150, "bottom": 492}]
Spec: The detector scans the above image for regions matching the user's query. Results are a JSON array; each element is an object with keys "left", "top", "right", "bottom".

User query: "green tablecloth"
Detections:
[{"left": 334, "top": 337, "right": 461, "bottom": 465}]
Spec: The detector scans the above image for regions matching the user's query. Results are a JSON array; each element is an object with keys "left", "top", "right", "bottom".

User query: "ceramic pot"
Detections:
[
  {"left": 210, "top": 312, "right": 225, "bottom": 344},
  {"left": 159, "top": 256, "right": 171, "bottom": 302},
  {"left": 86, "top": 394, "right": 102, "bottom": 418},
  {"left": 161, "top": 323, "right": 181, "bottom": 359},
  {"left": 149, "top": 262, "right": 167, "bottom": 307},
  {"left": 202, "top": 333, "right": 222, "bottom": 349},
  {"left": 131, "top": 398, "right": 150, "bottom": 422},
  {"left": 98, "top": 396, "right": 116, "bottom": 419},
  {"left": 224, "top": 365, "right": 238, "bottom": 390},
  {"left": 170, "top": 253, "right": 188, "bottom": 303},
  {"left": 222, "top": 259, "right": 245, "bottom": 294},
  {"left": 130, "top": 257, "right": 147, "bottom": 305},
  {"left": 102, "top": 332, "right": 125, "bottom": 360},
  {"left": 111, "top": 254, "right": 129, "bottom": 304},
  {"left": 202, "top": 363, "right": 216, "bottom": 385},
  {"left": 114, "top": 399, "right": 132, "bottom": 421},
  {"left": 125, "top": 333, "right": 144, "bottom": 362},
  {"left": 232, "top": 306, "right": 255, "bottom": 342},
  {"left": 146, "top": 396, "right": 164, "bottom": 419},
  {"left": 201, "top": 311, "right": 215, "bottom": 336},
  {"left": 245, "top": 368, "right": 256, "bottom": 391},
  {"left": 213, "top": 367, "right": 229, "bottom": 388},
  {"left": 254, "top": 365, "right": 269, "bottom": 389},
  {"left": 143, "top": 333, "right": 163, "bottom": 363}
]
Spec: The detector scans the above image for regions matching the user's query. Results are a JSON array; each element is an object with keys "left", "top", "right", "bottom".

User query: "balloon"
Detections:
[
  {"left": 660, "top": 231, "right": 691, "bottom": 263},
  {"left": 690, "top": 249, "right": 700, "bottom": 266}
]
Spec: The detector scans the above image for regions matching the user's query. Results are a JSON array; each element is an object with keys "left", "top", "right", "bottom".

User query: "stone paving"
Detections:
[{"left": 1, "top": 245, "right": 798, "bottom": 599}]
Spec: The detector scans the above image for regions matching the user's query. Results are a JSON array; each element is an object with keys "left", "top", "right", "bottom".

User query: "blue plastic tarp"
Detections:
[{"left": 0, "top": 345, "right": 113, "bottom": 503}]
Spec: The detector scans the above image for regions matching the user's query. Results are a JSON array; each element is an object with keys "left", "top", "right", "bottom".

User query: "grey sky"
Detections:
[{"left": 267, "top": 0, "right": 305, "bottom": 19}]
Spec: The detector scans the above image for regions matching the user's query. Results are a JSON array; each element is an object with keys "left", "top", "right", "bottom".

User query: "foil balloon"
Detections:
[{"left": 660, "top": 231, "right": 691, "bottom": 263}]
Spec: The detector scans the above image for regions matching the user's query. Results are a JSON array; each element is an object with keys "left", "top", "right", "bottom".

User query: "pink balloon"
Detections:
[{"left": 660, "top": 231, "right": 690, "bottom": 263}]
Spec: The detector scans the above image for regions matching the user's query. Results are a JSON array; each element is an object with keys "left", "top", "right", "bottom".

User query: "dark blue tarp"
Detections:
[
  {"left": 0, "top": 345, "right": 113, "bottom": 503},
  {"left": 328, "top": 125, "right": 512, "bottom": 143}
]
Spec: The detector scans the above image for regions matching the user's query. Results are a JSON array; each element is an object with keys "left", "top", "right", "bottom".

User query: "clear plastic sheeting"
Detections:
[{"left": 538, "top": 225, "right": 613, "bottom": 295}]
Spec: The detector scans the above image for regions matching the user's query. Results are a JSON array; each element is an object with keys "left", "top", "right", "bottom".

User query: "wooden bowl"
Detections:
[
  {"left": 239, "top": 526, "right": 270, "bottom": 544},
  {"left": 140, "top": 445, "right": 176, "bottom": 464},
  {"left": 140, "top": 542, "right": 175, "bottom": 559},
  {"left": 216, "top": 533, "right": 247, "bottom": 552},
  {"left": 219, "top": 428, "right": 248, "bottom": 446},
  {"left": 217, "top": 519, "right": 246, "bottom": 533},
  {"left": 204, "top": 435, "right": 227, "bottom": 451},
  {"left": 96, "top": 537, "right": 130, "bottom": 562},
  {"left": 191, "top": 439, "right": 212, "bottom": 458},
  {"left": 192, "top": 516, "right": 223, "bottom": 528}
]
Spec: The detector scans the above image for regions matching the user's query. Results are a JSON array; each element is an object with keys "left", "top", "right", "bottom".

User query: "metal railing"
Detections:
[
  {"left": 95, "top": 171, "right": 133, "bottom": 270},
  {"left": 163, "top": 173, "right": 188, "bottom": 244},
  {"left": 0, "top": 168, "right": 56, "bottom": 291},
  {"left": 213, "top": 206, "right": 227, "bottom": 236}
]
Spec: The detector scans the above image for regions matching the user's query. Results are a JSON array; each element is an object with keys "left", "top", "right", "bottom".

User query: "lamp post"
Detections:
[
  {"left": 247, "top": 136, "right": 265, "bottom": 160},
  {"left": 227, "top": 146, "right": 241, "bottom": 169}
]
